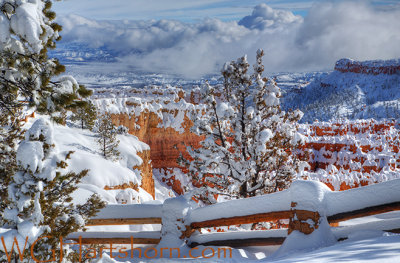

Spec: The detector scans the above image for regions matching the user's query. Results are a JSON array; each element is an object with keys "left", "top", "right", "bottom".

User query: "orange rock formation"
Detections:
[
  {"left": 335, "top": 58, "right": 400, "bottom": 75},
  {"left": 110, "top": 109, "right": 203, "bottom": 195},
  {"left": 97, "top": 85, "right": 400, "bottom": 196}
]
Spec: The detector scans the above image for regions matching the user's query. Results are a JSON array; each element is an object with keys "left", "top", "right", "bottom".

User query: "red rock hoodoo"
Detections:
[{"left": 335, "top": 58, "right": 400, "bottom": 75}]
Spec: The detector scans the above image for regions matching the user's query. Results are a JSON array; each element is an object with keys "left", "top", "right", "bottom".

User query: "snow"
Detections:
[
  {"left": 284, "top": 62, "right": 400, "bottom": 122},
  {"left": 67, "top": 151, "right": 141, "bottom": 190},
  {"left": 188, "top": 178, "right": 398, "bottom": 225},
  {"left": 72, "top": 184, "right": 117, "bottom": 204},
  {"left": 324, "top": 179, "right": 400, "bottom": 217},
  {"left": 10, "top": 2, "right": 44, "bottom": 53},
  {"left": 92, "top": 86, "right": 204, "bottom": 134},
  {"left": 21, "top": 115, "right": 154, "bottom": 204},
  {"left": 188, "top": 189, "right": 291, "bottom": 223},
  {"left": 333, "top": 216, "right": 400, "bottom": 241},
  {"left": 289, "top": 180, "right": 332, "bottom": 214},
  {"left": 116, "top": 189, "right": 140, "bottom": 204},
  {"left": 190, "top": 229, "right": 287, "bottom": 245},
  {"left": 67, "top": 231, "right": 161, "bottom": 240},
  {"left": 0, "top": 221, "right": 41, "bottom": 253},
  {"left": 160, "top": 196, "right": 192, "bottom": 240},
  {"left": 0, "top": 229, "right": 25, "bottom": 253},
  {"left": 16, "top": 141, "right": 43, "bottom": 172},
  {"left": 17, "top": 221, "right": 41, "bottom": 242},
  {"left": 269, "top": 234, "right": 400, "bottom": 263},
  {"left": 52, "top": 122, "right": 141, "bottom": 190},
  {"left": 25, "top": 118, "right": 54, "bottom": 146},
  {"left": 92, "top": 204, "right": 162, "bottom": 220},
  {"left": 0, "top": 13, "right": 10, "bottom": 44},
  {"left": 273, "top": 218, "right": 336, "bottom": 259},
  {"left": 57, "top": 75, "right": 79, "bottom": 94},
  {"left": 150, "top": 196, "right": 195, "bottom": 258},
  {"left": 83, "top": 234, "right": 400, "bottom": 262}
]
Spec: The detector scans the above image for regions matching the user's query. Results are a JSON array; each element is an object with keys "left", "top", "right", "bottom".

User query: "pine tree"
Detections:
[
  {"left": 0, "top": 1, "right": 92, "bottom": 115},
  {"left": 0, "top": 110, "right": 24, "bottom": 213},
  {"left": 96, "top": 113, "right": 120, "bottom": 160},
  {"left": 180, "top": 50, "right": 307, "bottom": 204},
  {"left": 0, "top": 1, "right": 104, "bottom": 261},
  {"left": 1, "top": 119, "right": 105, "bottom": 262},
  {"left": 71, "top": 101, "right": 97, "bottom": 130}
]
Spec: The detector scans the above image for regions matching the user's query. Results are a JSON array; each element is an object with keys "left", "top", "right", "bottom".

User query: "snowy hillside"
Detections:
[
  {"left": 22, "top": 115, "right": 172, "bottom": 205},
  {"left": 284, "top": 59, "right": 400, "bottom": 122}
]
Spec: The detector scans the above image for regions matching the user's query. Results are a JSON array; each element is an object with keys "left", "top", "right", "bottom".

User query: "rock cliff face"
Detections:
[
  {"left": 135, "top": 150, "right": 155, "bottom": 197},
  {"left": 111, "top": 111, "right": 202, "bottom": 170},
  {"left": 93, "top": 86, "right": 204, "bottom": 195},
  {"left": 335, "top": 58, "right": 400, "bottom": 75}
]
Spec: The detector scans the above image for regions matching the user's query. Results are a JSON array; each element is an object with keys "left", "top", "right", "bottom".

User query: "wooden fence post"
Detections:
[
  {"left": 287, "top": 180, "right": 333, "bottom": 236},
  {"left": 274, "top": 181, "right": 336, "bottom": 257},
  {"left": 159, "top": 196, "right": 192, "bottom": 246},
  {"left": 288, "top": 201, "right": 320, "bottom": 235}
]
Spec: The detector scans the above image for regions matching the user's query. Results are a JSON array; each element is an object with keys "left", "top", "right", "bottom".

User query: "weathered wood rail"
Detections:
[
  {"left": 327, "top": 201, "right": 400, "bottom": 224},
  {"left": 68, "top": 204, "right": 163, "bottom": 244},
  {"left": 87, "top": 217, "right": 162, "bottom": 226},
  {"left": 68, "top": 232, "right": 161, "bottom": 245},
  {"left": 70, "top": 179, "right": 400, "bottom": 248}
]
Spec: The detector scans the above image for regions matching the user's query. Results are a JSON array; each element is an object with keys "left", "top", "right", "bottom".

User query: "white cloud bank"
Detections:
[{"left": 57, "top": 1, "right": 400, "bottom": 79}]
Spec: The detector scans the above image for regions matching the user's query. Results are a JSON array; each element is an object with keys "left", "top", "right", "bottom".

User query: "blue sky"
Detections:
[{"left": 53, "top": 0, "right": 398, "bottom": 22}]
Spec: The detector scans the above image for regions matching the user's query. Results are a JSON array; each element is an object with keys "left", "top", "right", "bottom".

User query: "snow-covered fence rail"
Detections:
[
  {"left": 68, "top": 179, "right": 400, "bottom": 247},
  {"left": 86, "top": 204, "right": 163, "bottom": 225},
  {"left": 324, "top": 179, "right": 400, "bottom": 230},
  {"left": 184, "top": 190, "right": 292, "bottom": 247},
  {"left": 187, "top": 190, "right": 291, "bottom": 227},
  {"left": 328, "top": 201, "right": 400, "bottom": 224},
  {"left": 184, "top": 179, "right": 400, "bottom": 247},
  {"left": 68, "top": 204, "right": 162, "bottom": 245}
]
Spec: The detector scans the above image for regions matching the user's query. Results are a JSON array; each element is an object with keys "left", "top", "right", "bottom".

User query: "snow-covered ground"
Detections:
[
  {"left": 270, "top": 233, "right": 400, "bottom": 263},
  {"left": 21, "top": 115, "right": 172, "bottom": 205},
  {"left": 92, "top": 232, "right": 400, "bottom": 262},
  {"left": 90, "top": 181, "right": 400, "bottom": 262}
]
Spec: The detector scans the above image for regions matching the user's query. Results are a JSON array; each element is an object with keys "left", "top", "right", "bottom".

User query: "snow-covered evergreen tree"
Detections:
[
  {"left": 1, "top": 119, "right": 105, "bottom": 262},
  {"left": 71, "top": 101, "right": 97, "bottom": 130},
  {"left": 0, "top": 1, "right": 104, "bottom": 261},
  {"left": 0, "top": 0, "right": 91, "bottom": 115},
  {"left": 0, "top": 111, "right": 24, "bottom": 213},
  {"left": 116, "top": 125, "right": 129, "bottom": 135},
  {"left": 96, "top": 112, "right": 120, "bottom": 160},
  {"left": 181, "top": 50, "right": 307, "bottom": 204}
]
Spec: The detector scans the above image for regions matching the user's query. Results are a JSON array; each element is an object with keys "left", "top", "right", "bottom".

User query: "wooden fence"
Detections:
[
  {"left": 69, "top": 179, "right": 400, "bottom": 248},
  {"left": 68, "top": 204, "right": 162, "bottom": 245}
]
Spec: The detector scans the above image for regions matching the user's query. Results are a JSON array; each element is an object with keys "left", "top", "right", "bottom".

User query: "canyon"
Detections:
[{"left": 91, "top": 58, "right": 400, "bottom": 198}]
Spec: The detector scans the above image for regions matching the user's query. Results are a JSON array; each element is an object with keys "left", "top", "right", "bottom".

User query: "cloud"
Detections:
[
  {"left": 239, "top": 3, "right": 303, "bottom": 30},
  {"left": 56, "top": 1, "right": 400, "bottom": 79}
]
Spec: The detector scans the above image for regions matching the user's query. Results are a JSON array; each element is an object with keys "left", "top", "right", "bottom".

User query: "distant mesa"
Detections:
[{"left": 335, "top": 58, "right": 400, "bottom": 75}]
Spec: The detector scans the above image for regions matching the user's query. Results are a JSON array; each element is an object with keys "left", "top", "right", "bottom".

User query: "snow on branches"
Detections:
[
  {"left": 0, "top": 0, "right": 91, "bottom": 115},
  {"left": 181, "top": 50, "right": 307, "bottom": 204},
  {"left": 1, "top": 118, "right": 105, "bottom": 261}
]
